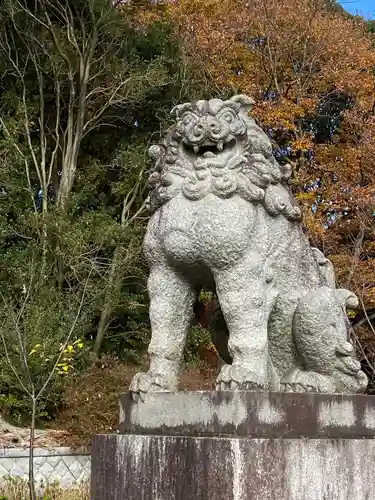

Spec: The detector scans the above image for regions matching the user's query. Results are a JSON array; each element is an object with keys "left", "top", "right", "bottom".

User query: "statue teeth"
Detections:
[
  {"left": 193, "top": 145, "right": 200, "bottom": 154},
  {"left": 217, "top": 141, "right": 224, "bottom": 151}
]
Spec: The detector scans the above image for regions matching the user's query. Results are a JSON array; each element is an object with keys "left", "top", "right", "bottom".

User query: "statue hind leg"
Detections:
[
  {"left": 130, "top": 263, "right": 196, "bottom": 401},
  {"left": 281, "top": 286, "right": 368, "bottom": 393}
]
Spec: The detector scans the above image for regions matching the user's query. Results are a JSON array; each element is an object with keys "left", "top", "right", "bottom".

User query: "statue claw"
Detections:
[
  {"left": 335, "top": 341, "right": 355, "bottom": 356},
  {"left": 129, "top": 371, "right": 177, "bottom": 402},
  {"left": 281, "top": 339, "right": 368, "bottom": 394},
  {"left": 216, "top": 364, "right": 267, "bottom": 391}
]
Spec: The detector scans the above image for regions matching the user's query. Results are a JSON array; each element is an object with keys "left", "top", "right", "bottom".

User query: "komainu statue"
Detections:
[{"left": 130, "top": 95, "right": 368, "bottom": 400}]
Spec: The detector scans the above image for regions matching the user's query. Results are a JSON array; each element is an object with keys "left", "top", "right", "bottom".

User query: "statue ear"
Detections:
[
  {"left": 230, "top": 94, "right": 255, "bottom": 112},
  {"left": 170, "top": 104, "right": 181, "bottom": 118},
  {"left": 170, "top": 102, "right": 193, "bottom": 119}
]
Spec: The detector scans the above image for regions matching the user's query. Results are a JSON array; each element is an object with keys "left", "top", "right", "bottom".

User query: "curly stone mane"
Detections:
[{"left": 147, "top": 95, "right": 301, "bottom": 221}]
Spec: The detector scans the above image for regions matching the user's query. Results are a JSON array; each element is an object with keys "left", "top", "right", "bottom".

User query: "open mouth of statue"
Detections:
[{"left": 183, "top": 138, "right": 237, "bottom": 158}]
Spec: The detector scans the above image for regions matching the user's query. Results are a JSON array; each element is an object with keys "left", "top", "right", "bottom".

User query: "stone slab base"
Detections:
[
  {"left": 91, "top": 433, "right": 375, "bottom": 500},
  {"left": 119, "top": 391, "right": 375, "bottom": 438}
]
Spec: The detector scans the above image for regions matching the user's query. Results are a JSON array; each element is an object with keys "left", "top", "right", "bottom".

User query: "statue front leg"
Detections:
[
  {"left": 214, "top": 254, "right": 272, "bottom": 391},
  {"left": 130, "top": 264, "right": 196, "bottom": 401}
]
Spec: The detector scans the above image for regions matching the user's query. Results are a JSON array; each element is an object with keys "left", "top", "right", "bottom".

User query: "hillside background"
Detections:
[{"left": 0, "top": 0, "right": 374, "bottom": 444}]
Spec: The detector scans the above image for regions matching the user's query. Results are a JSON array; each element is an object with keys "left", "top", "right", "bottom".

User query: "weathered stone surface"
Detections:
[
  {"left": 129, "top": 95, "right": 367, "bottom": 399},
  {"left": 119, "top": 391, "right": 375, "bottom": 438},
  {"left": 91, "top": 433, "right": 375, "bottom": 500},
  {"left": 92, "top": 392, "right": 375, "bottom": 499}
]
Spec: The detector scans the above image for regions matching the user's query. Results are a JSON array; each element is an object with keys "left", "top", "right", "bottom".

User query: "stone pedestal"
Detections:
[{"left": 91, "top": 391, "right": 375, "bottom": 500}]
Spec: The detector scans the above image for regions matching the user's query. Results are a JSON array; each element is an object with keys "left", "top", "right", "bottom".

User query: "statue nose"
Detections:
[
  {"left": 207, "top": 117, "right": 221, "bottom": 135},
  {"left": 193, "top": 122, "right": 205, "bottom": 137}
]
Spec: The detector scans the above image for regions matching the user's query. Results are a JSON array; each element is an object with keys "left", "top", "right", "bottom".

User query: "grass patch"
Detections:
[{"left": 0, "top": 477, "right": 89, "bottom": 499}]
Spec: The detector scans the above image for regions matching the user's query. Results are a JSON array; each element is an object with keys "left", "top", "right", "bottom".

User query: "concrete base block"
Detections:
[
  {"left": 91, "top": 392, "right": 375, "bottom": 500},
  {"left": 91, "top": 433, "right": 375, "bottom": 500}
]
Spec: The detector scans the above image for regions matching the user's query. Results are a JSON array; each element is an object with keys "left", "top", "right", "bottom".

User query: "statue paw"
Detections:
[
  {"left": 129, "top": 371, "right": 178, "bottom": 402},
  {"left": 281, "top": 369, "right": 335, "bottom": 393},
  {"left": 281, "top": 343, "right": 369, "bottom": 394},
  {"left": 334, "top": 344, "right": 368, "bottom": 393},
  {"left": 216, "top": 364, "right": 267, "bottom": 391},
  {"left": 281, "top": 382, "right": 318, "bottom": 393},
  {"left": 355, "top": 370, "right": 369, "bottom": 392}
]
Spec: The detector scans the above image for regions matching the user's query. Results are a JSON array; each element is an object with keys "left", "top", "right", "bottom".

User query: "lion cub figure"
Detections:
[{"left": 130, "top": 95, "right": 367, "bottom": 400}]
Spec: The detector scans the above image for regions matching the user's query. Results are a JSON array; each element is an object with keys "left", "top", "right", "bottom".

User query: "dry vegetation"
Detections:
[
  {"left": 55, "top": 356, "right": 217, "bottom": 447},
  {"left": 0, "top": 478, "right": 89, "bottom": 500}
]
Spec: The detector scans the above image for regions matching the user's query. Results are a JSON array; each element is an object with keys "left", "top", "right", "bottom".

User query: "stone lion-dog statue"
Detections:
[{"left": 130, "top": 95, "right": 367, "bottom": 400}]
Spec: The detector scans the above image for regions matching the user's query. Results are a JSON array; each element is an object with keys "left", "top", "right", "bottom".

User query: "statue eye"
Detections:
[
  {"left": 222, "top": 112, "right": 234, "bottom": 123},
  {"left": 182, "top": 113, "right": 195, "bottom": 125}
]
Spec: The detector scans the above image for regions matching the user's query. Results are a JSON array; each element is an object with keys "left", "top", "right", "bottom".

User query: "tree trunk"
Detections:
[
  {"left": 93, "top": 185, "right": 144, "bottom": 357},
  {"left": 28, "top": 397, "right": 37, "bottom": 500},
  {"left": 93, "top": 247, "right": 123, "bottom": 356}
]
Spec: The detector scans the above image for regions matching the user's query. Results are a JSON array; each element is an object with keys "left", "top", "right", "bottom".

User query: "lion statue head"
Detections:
[{"left": 147, "top": 94, "right": 301, "bottom": 221}]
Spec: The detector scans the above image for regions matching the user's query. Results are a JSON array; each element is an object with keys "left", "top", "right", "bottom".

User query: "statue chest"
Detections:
[{"left": 155, "top": 194, "right": 256, "bottom": 267}]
